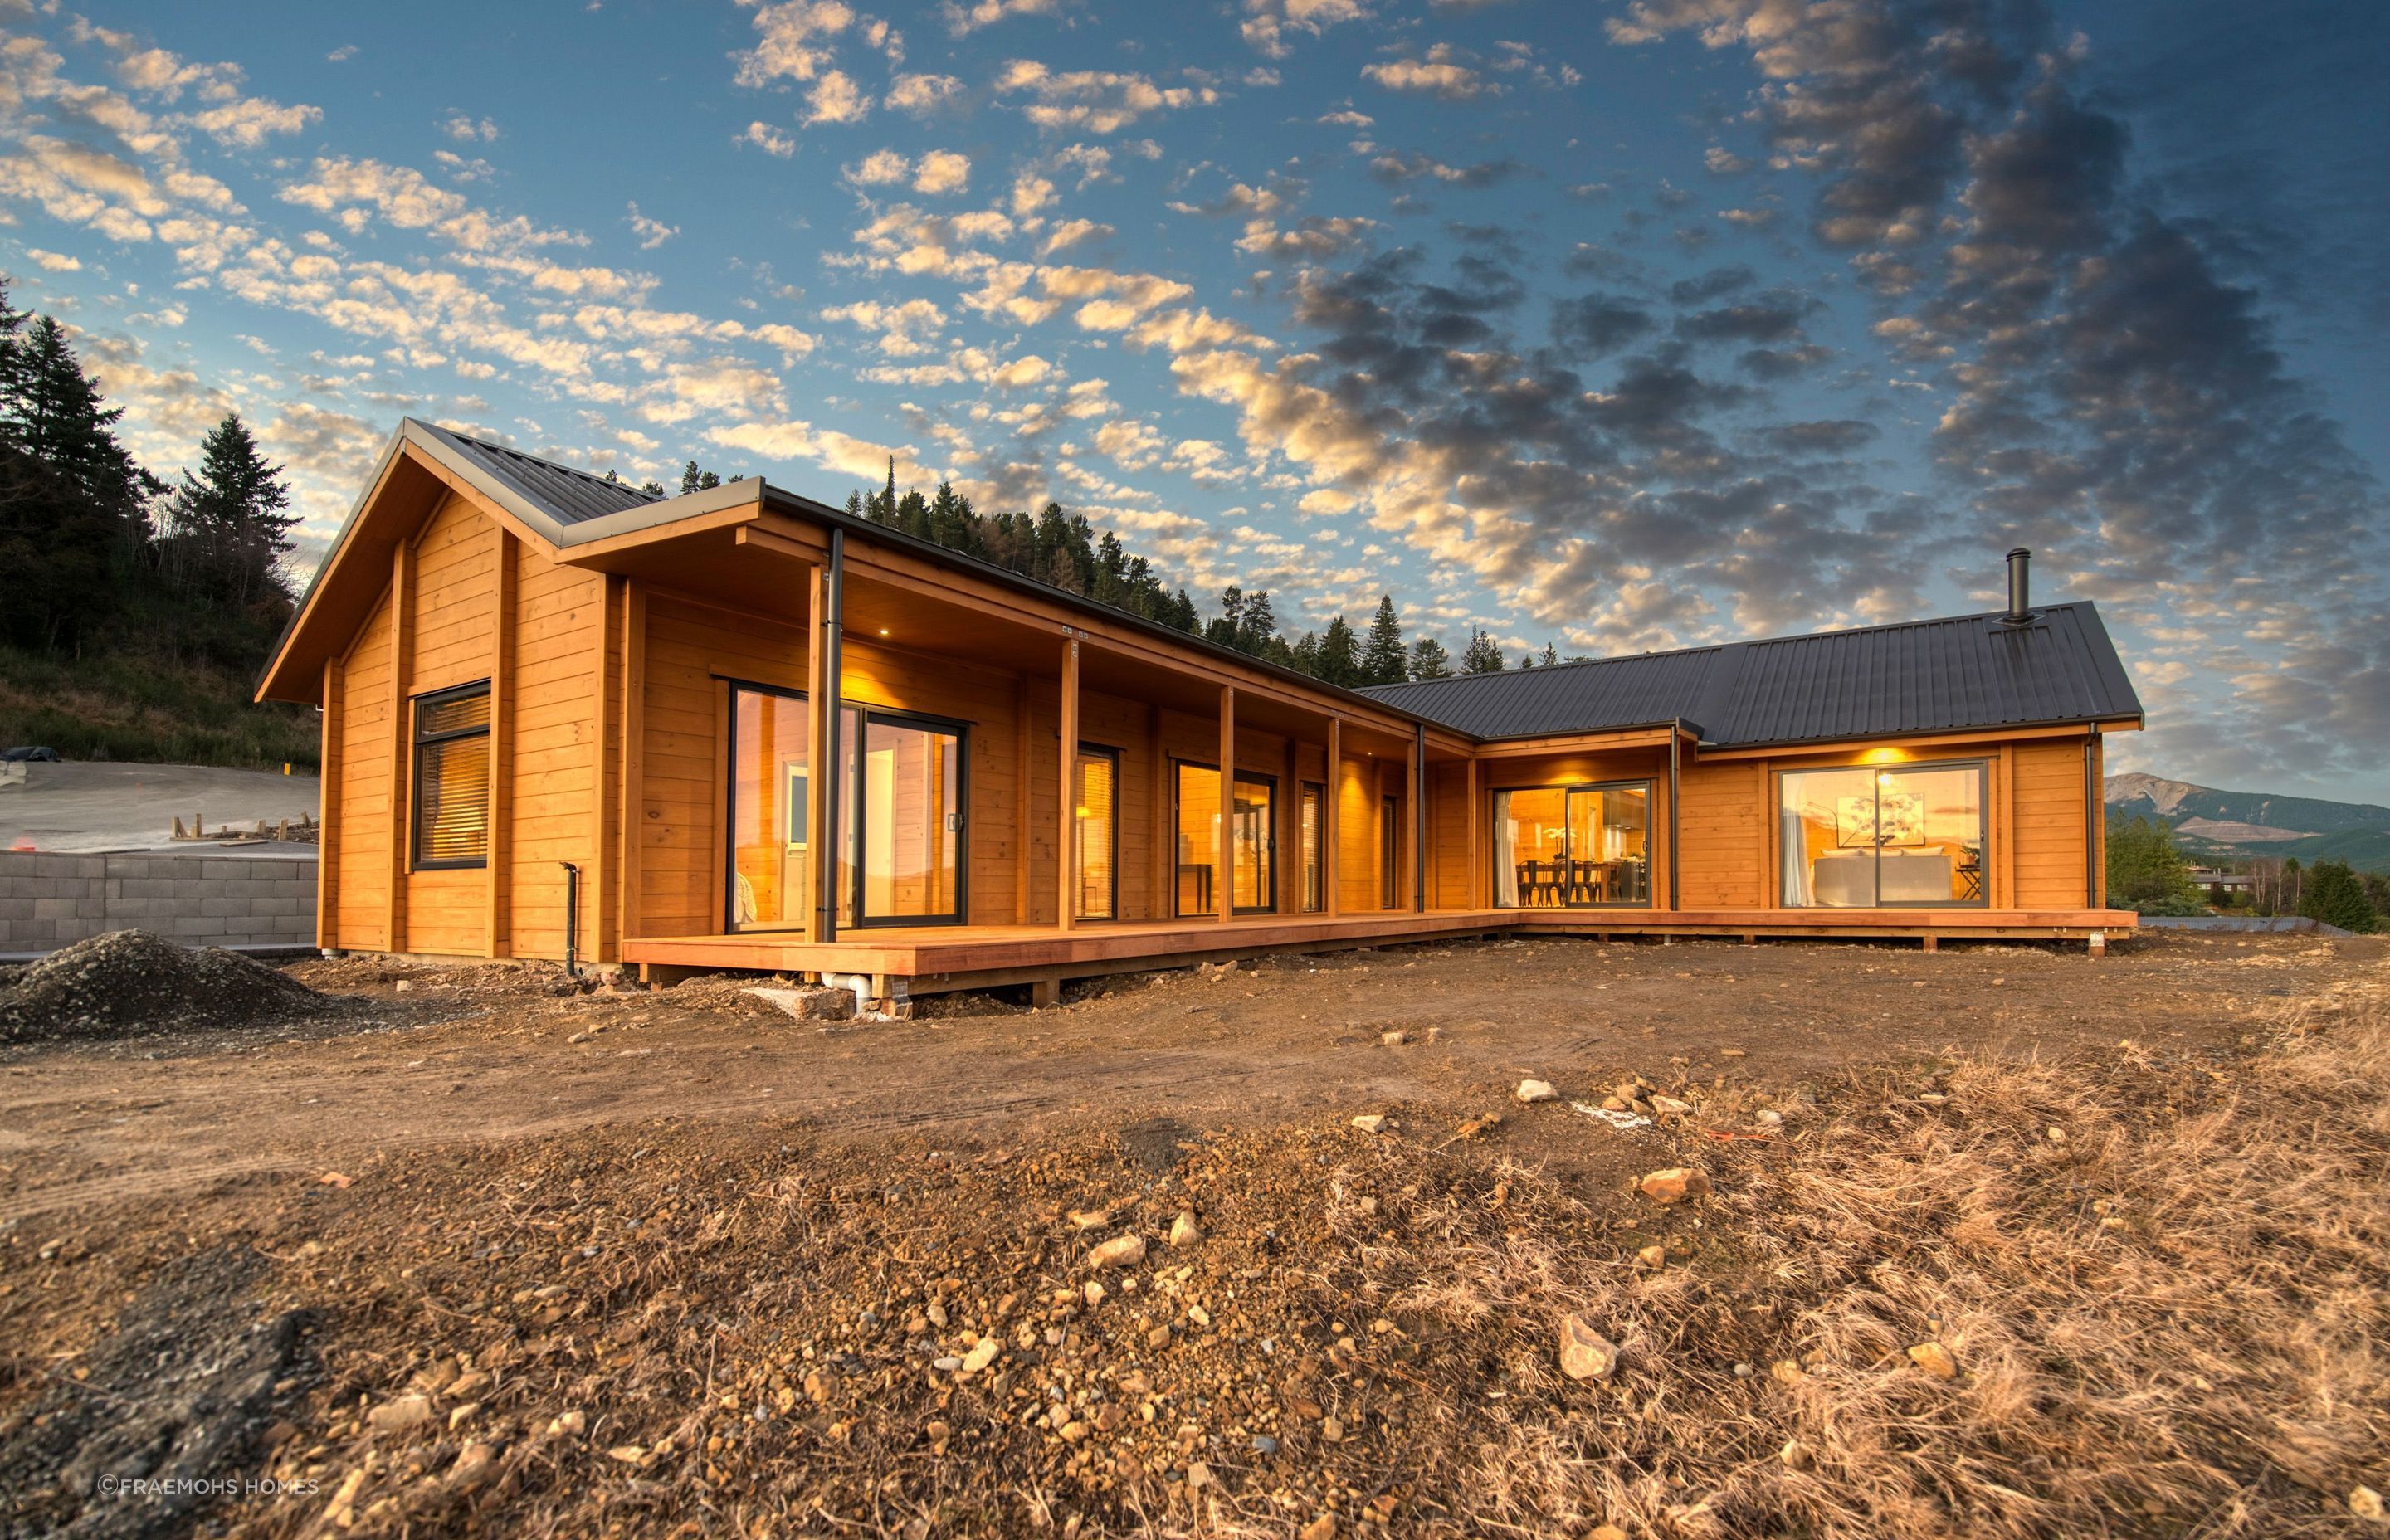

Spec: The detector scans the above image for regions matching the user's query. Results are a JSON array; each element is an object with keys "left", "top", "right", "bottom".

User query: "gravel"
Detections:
[{"left": 0, "top": 928, "right": 335, "bottom": 1042}]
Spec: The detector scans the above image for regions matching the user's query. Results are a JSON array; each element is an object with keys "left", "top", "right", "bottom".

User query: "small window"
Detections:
[{"left": 413, "top": 681, "right": 491, "bottom": 869}]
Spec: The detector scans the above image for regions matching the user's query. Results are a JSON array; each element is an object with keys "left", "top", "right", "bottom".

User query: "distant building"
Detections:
[{"left": 2189, "top": 866, "right": 2253, "bottom": 898}]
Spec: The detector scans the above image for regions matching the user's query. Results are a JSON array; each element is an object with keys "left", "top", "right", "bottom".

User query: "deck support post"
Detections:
[
  {"left": 1412, "top": 724, "right": 1427, "bottom": 914},
  {"left": 812, "top": 529, "right": 845, "bottom": 943},
  {"left": 1921, "top": 933, "right": 1939, "bottom": 953},
  {"left": 1057, "top": 633, "right": 1079, "bottom": 933},
  {"left": 1217, "top": 685, "right": 1235, "bottom": 923}
]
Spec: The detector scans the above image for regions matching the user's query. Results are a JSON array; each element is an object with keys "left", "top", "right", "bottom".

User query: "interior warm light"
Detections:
[{"left": 878, "top": 627, "right": 890, "bottom": 636}]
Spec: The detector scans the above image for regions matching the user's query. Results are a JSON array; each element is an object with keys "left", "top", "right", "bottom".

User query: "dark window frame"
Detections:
[
  {"left": 1381, "top": 793, "right": 1400, "bottom": 909},
  {"left": 1488, "top": 778, "right": 1656, "bottom": 910},
  {"left": 843, "top": 702, "right": 973, "bottom": 930},
  {"left": 1773, "top": 756, "right": 1991, "bottom": 910},
  {"left": 721, "top": 679, "right": 809, "bottom": 934},
  {"left": 1074, "top": 741, "right": 1122, "bottom": 923},
  {"left": 410, "top": 679, "right": 492, "bottom": 871},
  {"left": 1171, "top": 758, "right": 1280, "bottom": 917}
]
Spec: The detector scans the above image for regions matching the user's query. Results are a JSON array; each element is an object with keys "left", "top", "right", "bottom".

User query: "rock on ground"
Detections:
[{"left": 1558, "top": 1315, "right": 1619, "bottom": 1381}]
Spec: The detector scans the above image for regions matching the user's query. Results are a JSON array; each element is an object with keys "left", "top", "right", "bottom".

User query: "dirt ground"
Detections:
[
  {"left": 2, "top": 930, "right": 2385, "bottom": 1539},
  {"left": 2, "top": 930, "right": 2371, "bottom": 1228}
]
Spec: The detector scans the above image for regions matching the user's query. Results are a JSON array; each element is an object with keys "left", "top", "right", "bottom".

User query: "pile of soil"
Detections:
[{"left": 0, "top": 929, "right": 333, "bottom": 1042}]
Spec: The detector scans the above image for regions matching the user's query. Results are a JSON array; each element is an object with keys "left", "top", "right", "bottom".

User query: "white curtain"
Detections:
[
  {"left": 1779, "top": 805, "right": 1812, "bottom": 906},
  {"left": 1494, "top": 798, "right": 1521, "bottom": 907}
]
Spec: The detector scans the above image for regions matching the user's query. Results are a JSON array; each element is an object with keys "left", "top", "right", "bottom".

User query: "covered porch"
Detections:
[{"left": 558, "top": 498, "right": 1479, "bottom": 972}]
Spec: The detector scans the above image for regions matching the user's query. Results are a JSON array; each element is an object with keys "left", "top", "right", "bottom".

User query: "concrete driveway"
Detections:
[{"left": 0, "top": 761, "right": 321, "bottom": 855}]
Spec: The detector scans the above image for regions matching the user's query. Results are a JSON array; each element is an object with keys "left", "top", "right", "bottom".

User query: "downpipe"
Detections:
[{"left": 560, "top": 861, "right": 580, "bottom": 977}]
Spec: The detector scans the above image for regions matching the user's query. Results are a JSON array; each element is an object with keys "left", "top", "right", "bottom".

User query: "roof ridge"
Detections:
[
  {"left": 411, "top": 417, "right": 665, "bottom": 504},
  {"left": 1359, "top": 600, "right": 2095, "bottom": 699}
]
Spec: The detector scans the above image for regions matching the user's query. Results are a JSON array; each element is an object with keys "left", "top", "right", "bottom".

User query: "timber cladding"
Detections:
[{"left": 290, "top": 433, "right": 2138, "bottom": 971}]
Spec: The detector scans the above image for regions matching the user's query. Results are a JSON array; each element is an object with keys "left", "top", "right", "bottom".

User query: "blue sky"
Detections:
[{"left": 4, "top": 0, "right": 2386, "bottom": 797}]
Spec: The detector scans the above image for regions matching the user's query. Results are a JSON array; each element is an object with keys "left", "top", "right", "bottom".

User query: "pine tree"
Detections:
[
  {"left": 165, "top": 414, "right": 296, "bottom": 614},
  {"left": 1359, "top": 594, "right": 1406, "bottom": 685},
  {"left": 1407, "top": 636, "right": 1451, "bottom": 680},
  {"left": 1461, "top": 627, "right": 1506, "bottom": 674},
  {"left": 1315, "top": 615, "right": 1360, "bottom": 686},
  {"left": 1236, "top": 590, "right": 1278, "bottom": 654},
  {"left": 2104, "top": 815, "right": 2199, "bottom": 915},
  {"left": 2297, "top": 860, "right": 2374, "bottom": 933},
  {"left": 0, "top": 308, "right": 153, "bottom": 648}
]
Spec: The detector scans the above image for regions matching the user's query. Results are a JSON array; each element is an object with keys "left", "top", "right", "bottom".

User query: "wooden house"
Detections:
[{"left": 256, "top": 422, "right": 2145, "bottom": 1004}]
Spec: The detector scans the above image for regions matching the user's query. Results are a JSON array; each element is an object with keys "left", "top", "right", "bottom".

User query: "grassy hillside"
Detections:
[{"left": 0, "top": 641, "right": 318, "bottom": 770}]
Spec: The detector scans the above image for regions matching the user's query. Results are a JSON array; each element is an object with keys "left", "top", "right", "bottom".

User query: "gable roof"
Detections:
[
  {"left": 410, "top": 421, "right": 666, "bottom": 526},
  {"left": 1359, "top": 602, "right": 2144, "bottom": 747}
]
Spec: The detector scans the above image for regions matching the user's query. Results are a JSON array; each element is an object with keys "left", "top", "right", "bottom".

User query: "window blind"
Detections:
[{"left": 414, "top": 683, "right": 491, "bottom": 868}]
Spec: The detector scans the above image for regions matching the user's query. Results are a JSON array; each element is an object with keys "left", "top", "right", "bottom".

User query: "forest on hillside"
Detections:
[
  {"left": 0, "top": 279, "right": 320, "bottom": 767},
  {"left": 840, "top": 463, "right": 1569, "bottom": 688}
]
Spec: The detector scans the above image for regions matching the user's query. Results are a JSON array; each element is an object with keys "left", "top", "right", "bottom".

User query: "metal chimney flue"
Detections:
[{"left": 2004, "top": 547, "right": 2032, "bottom": 623}]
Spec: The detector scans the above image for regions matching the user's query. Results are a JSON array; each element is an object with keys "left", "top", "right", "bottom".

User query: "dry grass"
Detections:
[
  {"left": 8, "top": 973, "right": 2385, "bottom": 1538},
  {"left": 1382, "top": 978, "right": 2390, "bottom": 1538}
]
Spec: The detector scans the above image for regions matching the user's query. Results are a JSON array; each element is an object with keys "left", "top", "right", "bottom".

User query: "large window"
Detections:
[
  {"left": 728, "top": 685, "right": 808, "bottom": 931},
  {"left": 1299, "top": 782, "right": 1325, "bottom": 913},
  {"left": 412, "top": 681, "right": 490, "bottom": 870},
  {"left": 1074, "top": 744, "right": 1119, "bottom": 921},
  {"left": 724, "top": 694, "right": 966, "bottom": 932},
  {"left": 1174, "top": 763, "right": 1275, "bottom": 915},
  {"left": 1492, "top": 782, "right": 1650, "bottom": 908},
  {"left": 1778, "top": 761, "right": 1985, "bottom": 908},
  {"left": 1381, "top": 795, "right": 1400, "bottom": 909},
  {"left": 845, "top": 707, "right": 966, "bottom": 926}
]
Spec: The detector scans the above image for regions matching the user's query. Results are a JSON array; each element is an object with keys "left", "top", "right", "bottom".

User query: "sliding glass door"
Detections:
[
  {"left": 1173, "top": 763, "right": 1275, "bottom": 915},
  {"left": 845, "top": 707, "right": 965, "bottom": 925},
  {"left": 1778, "top": 761, "right": 1985, "bottom": 908},
  {"left": 1491, "top": 781, "right": 1651, "bottom": 908},
  {"left": 726, "top": 689, "right": 966, "bottom": 932}
]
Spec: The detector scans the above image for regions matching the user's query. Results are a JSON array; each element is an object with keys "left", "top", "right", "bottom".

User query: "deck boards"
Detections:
[{"left": 626, "top": 904, "right": 2136, "bottom": 985}]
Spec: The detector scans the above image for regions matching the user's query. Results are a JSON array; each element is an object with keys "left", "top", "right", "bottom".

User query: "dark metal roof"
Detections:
[
  {"left": 413, "top": 421, "right": 663, "bottom": 525},
  {"left": 1361, "top": 602, "right": 2143, "bottom": 747}
]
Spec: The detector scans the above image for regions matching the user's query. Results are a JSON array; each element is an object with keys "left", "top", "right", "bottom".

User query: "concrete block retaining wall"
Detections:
[{"left": 0, "top": 850, "right": 317, "bottom": 954}]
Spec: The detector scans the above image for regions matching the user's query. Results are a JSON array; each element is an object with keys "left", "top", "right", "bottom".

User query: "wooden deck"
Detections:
[{"left": 625, "top": 905, "right": 2137, "bottom": 997}]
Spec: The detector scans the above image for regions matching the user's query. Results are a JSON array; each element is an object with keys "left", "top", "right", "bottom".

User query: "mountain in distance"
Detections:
[{"left": 2104, "top": 772, "right": 2390, "bottom": 872}]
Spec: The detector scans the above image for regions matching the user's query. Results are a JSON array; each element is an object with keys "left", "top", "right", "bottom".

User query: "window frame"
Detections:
[
  {"left": 844, "top": 703, "right": 973, "bottom": 930},
  {"left": 721, "top": 679, "right": 809, "bottom": 934},
  {"left": 1074, "top": 741, "right": 1122, "bottom": 923},
  {"left": 1171, "top": 758, "right": 1280, "bottom": 917},
  {"left": 1773, "top": 756, "right": 1990, "bottom": 910},
  {"left": 1487, "top": 778, "right": 1656, "bottom": 910},
  {"left": 410, "top": 679, "right": 492, "bottom": 872}
]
